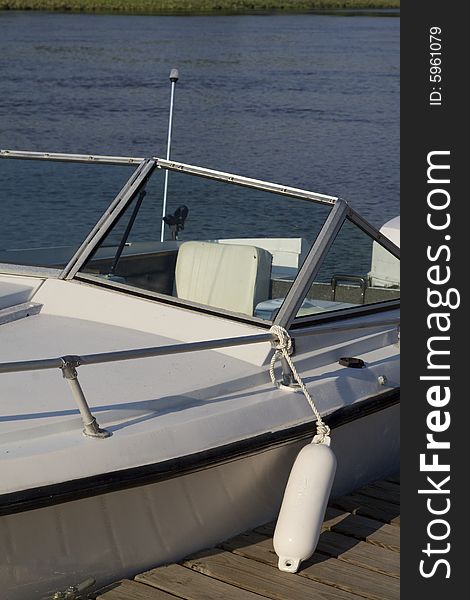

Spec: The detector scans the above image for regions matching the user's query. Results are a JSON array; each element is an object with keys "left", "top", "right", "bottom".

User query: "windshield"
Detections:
[
  {"left": 1, "top": 154, "right": 399, "bottom": 324},
  {"left": 0, "top": 156, "right": 137, "bottom": 269},
  {"left": 76, "top": 160, "right": 399, "bottom": 323},
  {"left": 77, "top": 160, "right": 334, "bottom": 320}
]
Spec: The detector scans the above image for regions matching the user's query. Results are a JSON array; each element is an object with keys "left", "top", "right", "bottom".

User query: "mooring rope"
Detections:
[{"left": 269, "top": 325, "right": 330, "bottom": 443}]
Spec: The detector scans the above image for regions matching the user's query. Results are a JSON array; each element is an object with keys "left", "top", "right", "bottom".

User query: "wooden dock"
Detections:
[{"left": 96, "top": 474, "right": 400, "bottom": 600}]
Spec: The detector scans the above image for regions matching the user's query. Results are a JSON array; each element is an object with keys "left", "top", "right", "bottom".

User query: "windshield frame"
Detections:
[{"left": 1, "top": 151, "right": 400, "bottom": 328}]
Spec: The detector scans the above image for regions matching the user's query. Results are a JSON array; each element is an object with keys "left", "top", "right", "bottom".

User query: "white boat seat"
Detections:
[
  {"left": 217, "top": 237, "right": 308, "bottom": 279},
  {"left": 175, "top": 241, "right": 272, "bottom": 316}
]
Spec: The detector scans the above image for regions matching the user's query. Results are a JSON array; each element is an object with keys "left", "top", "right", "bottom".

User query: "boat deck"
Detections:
[{"left": 96, "top": 474, "right": 400, "bottom": 600}]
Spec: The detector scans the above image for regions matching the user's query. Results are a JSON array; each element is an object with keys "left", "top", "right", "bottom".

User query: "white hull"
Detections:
[{"left": 1, "top": 404, "right": 398, "bottom": 600}]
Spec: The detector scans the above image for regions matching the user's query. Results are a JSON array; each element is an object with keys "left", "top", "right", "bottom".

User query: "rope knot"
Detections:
[
  {"left": 270, "top": 325, "right": 292, "bottom": 354},
  {"left": 269, "top": 325, "right": 331, "bottom": 445},
  {"left": 317, "top": 422, "right": 330, "bottom": 436}
]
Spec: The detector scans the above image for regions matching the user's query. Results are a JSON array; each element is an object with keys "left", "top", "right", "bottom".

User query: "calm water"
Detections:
[{"left": 0, "top": 11, "right": 399, "bottom": 255}]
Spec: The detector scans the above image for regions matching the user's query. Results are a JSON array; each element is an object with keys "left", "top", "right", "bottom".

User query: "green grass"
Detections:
[{"left": 0, "top": 0, "right": 400, "bottom": 15}]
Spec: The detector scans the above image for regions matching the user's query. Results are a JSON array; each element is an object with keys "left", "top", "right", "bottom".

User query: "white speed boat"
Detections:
[{"left": 0, "top": 149, "right": 400, "bottom": 599}]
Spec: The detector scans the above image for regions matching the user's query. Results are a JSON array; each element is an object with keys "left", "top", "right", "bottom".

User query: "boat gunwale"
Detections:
[
  {"left": 0, "top": 387, "right": 399, "bottom": 517},
  {"left": 0, "top": 301, "right": 399, "bottom": 374}
]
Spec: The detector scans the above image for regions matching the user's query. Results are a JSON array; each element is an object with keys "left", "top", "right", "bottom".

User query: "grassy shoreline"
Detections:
[{"left": 0, "top": 1, "right": 400, "bottom": 15}]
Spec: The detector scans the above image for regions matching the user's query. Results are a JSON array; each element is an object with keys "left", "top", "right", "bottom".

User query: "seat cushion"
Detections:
[{"left": 175, "top": 241, "right": 272, "bottom": 316}]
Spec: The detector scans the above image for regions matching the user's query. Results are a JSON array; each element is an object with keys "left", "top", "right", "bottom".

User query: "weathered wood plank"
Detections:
[
  {"left": 221, "top": 530, "right": 399, "bottom": 600},
  {"left": 332, "top": 493, "right": 400, "bottom": 525},
  {"left": 97, "top": 579, "right": 181, "bottom": 599},
  {"left": 254, "top": 504, "right": 400, "bottom": 551},
  {"left": 136, "top": 563, "right": 269, "bottom": 600},
  {"left": 323, "top": 507, "right": 400, "bottom": 551},
  {"left": 316, "top": 531, "right": 399, "bottom": 578},
  {"left": 359, "top": 482, "right": 400, "bottom": 505},
  {"left": 301, "top": 549, "right": 399, "bottom": 600},
  {"left": 254, "top": 513, "right": 334, "bottom": 538},
  {"left": 185, "top": 547, "right": 366, "bottom": 600}
]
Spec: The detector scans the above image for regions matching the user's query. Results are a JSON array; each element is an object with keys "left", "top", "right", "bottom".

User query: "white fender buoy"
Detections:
[{"left": 273, "top": 440, "right": 337, "bottom": 573}]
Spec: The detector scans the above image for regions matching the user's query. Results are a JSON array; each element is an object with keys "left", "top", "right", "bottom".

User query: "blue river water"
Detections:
[{"left": 0, "top": 11, "right": 399, "bottom": 256}]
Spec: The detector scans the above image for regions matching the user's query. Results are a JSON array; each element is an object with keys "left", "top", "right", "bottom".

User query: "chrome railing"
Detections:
[
  {"left": 0, "top": 332, "right": 274, "bottom": 438},
  {"left": 0, "top": 149, "right": 145, "bottom": 165},
  {"left": 0, "top": 317, "right": 399, "bottom": 439}
]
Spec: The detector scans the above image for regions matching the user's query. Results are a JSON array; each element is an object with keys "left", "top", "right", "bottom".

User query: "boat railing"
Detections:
[
  {"left": 0, "top": 149, "right": 145, "bottom": 165},
  {"left": 0, "top": 317, "right": 399, "bottom": 439}
]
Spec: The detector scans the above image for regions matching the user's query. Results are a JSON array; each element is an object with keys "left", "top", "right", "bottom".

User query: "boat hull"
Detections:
[{"left": 0, "top": 403, "right": 399, "bottom": 600}]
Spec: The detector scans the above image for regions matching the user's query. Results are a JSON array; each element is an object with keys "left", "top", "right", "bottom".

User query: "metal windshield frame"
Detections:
[{"left": 1, "top": 151, "right": 400, "bottom": 329}]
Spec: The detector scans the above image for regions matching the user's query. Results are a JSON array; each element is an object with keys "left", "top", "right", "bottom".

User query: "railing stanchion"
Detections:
[
  {"left": 280, "top": 356, "right": 296, "bottom": 387},
  {"left": 60, "top": 356, "right": 111, "bottom": 439}
]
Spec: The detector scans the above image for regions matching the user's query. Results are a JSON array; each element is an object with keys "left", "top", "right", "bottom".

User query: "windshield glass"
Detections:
[
  {"left": 79, "top": 163, "right": 333, "bottom": 321},
  {"left": 293, "top": 216, "right": 400, "bottom": 321},
  {"left": 0, "top": 158, "right": 137, "bottom": 269},
  {"left": 1, "top": 155, "right": 399, "bottom": 324}
]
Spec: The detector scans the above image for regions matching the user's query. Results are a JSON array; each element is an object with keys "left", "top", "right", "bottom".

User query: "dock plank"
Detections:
[
  {"left": 255, "top": 513, "right": 332, "bottom": 538},
  {"left": 323, "top": 507, "right": 400, "bottom": 551},
  {"left": 185, "top": 547, "right": 365, "bottom": 600},
  {"left": 136, "top": 563, "right": 269, "bottom": 600},
  {"left": 316, "top": 531, "right": 399, "bottom": 578},
  {"left": 301, "top": 550, "right": 399, "bottom": 600},
  {"left": 254, "top": 504, "right": 400, "bottom": 552},
  {"left": 220, "top": 530, "right": 399, "bottom": 600},
  {"left": 97, "top": 579, "right": 181, "bottom": 599},
  {"left": 332, "top": 493, "right": 401, "bottom": 525}
]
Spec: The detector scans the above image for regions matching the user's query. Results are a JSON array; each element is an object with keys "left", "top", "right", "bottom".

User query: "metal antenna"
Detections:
[{"left": 160, "top": 68, "right": 179, "bottom": 242}]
